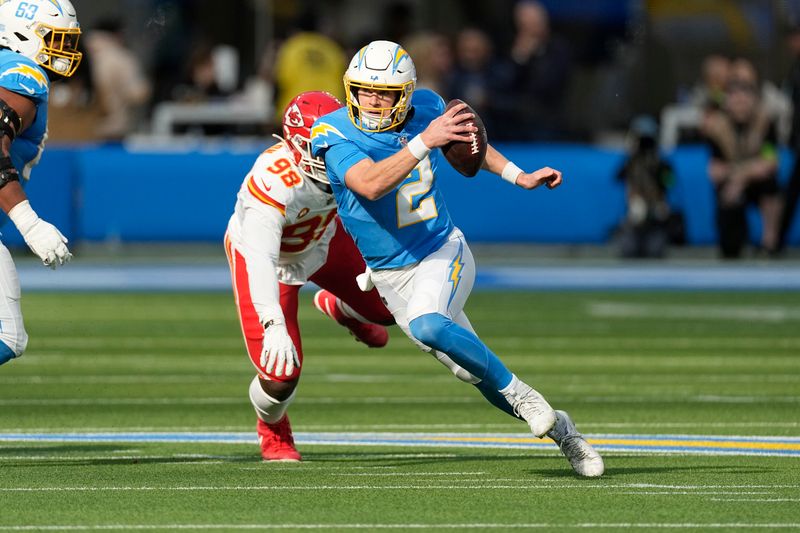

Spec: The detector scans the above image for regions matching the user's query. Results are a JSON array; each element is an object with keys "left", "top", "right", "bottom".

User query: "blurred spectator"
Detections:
[
  {"left": 730, "top": 58, "right": 792, "bottom": 142},
  {"left": 445, "top": 28, "right": 511, "bottom": 136},
  {"left": 616, "top": 116, "right": 676, "bottom": 258},
  {"left": 690, "top": 54, "right": 730, "bottom": 111},
  {"left": 778, "top": 25, "right": 800, "bottom": 252},
  {"left": 47, "top": 41, "right": 101, "bottom": 142},
  {"left": 174, "top": 44, "right": 232, "bottom": 102},
  {"left": 506, "top": 0, "right": 572, "bottom": 140},
  {"left": 703, "top": 62, "right": 781, "bottom": 258},
  {"left": 84, "top": 18, "right": 151, "bottom": 140},
  {"left": 383, "top": 2, "right": 415, "bottom": 45},
  {"left": 405, "top": 32, "right": 453, "bottom": 96},
  {"left": 272, "top": 31, "right": 346, "bottom": 124}
]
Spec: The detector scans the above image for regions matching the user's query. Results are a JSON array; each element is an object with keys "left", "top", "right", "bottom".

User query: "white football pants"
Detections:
[
  {"left": 368, "top": 228, "right": 480, "bottom": 384},
  {"left": 0, "top": 242, "right": 27, "bottom": 363}
]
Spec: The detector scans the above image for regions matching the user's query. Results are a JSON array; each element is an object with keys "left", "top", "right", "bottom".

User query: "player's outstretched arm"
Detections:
[
  {"left": 345, "top": 103, "right": 477, "bottom": 200},
  {"left": 482, "top": 144, "right": 563, "bottom": 190},
  {"left": 0, "top": 88, "right": 71, "bottom": 269},
  {"left": 238, "top": 207, "right": 299, "bottom": 378}
]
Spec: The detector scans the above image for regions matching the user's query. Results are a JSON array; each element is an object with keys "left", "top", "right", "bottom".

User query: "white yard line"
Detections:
[
  {"left": 3, "top": 421, "right": 799, "bottom": 433},
  {"left": 2, "top": 395, "right": 799, "bottom": 406},
  {"left": 587, "top": 301, "right": 800, "bottom": 322},
  {"left": 1, "top": 524, "right": 800, "bottom": 531},
  {"left": 1, "top": 484, "right": 798, "bottom": 492}
]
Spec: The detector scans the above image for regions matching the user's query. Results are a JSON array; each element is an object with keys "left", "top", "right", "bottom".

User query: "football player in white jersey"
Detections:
[
  {"left": 0, "top": 0, "right": 79, "bottom": 367},
  {"left": 225, "top": 91, "right": 394, "bottom": 461}
]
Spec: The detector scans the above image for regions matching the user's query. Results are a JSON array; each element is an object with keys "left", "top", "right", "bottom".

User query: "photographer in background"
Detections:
[
  {"left": 617, "top": 116, "right": 676, "bottom": 258},
  {"left": 703, "top": 61, "right": 781, "bottom": 259}
]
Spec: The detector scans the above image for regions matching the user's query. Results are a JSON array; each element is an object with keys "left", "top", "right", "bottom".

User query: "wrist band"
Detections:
[
  {"left": 407, "top": 135, "right": 431, "bottom": 161},
  {"left": 501, "top": 162, "right": 523, "bottom": 184},
  {"left": 7, "top": 199, "right": 39, "bottom": 235}
]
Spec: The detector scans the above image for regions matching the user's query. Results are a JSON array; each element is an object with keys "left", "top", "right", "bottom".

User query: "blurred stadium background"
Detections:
[{"left": 10, "top": 0, "right": 800, "bottom": 273}]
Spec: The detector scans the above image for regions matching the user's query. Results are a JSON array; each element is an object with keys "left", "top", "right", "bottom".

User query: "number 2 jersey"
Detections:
[
  {"left": 310, "top": 89, "right": 455, "bottom": 270},
  {"left": 226, "top": 141, "right": 339, "bottom": 321}
]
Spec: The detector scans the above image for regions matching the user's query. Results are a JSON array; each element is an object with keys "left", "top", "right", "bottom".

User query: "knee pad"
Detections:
[
  {"left": 0, "top": 329, "right": 27, "bottom": 365},
  {"left": 409, "top": 313, "right": 450, "bottom": 349}
]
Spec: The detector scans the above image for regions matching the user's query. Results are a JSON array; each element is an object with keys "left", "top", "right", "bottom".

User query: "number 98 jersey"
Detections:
[{"left": 226, "top": 141, "right": 338, "bottom": 283}]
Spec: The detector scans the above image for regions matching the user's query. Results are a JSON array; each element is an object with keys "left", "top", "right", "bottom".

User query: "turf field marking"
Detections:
[
  {"left": 587, "top": 301, "right": 800, "bottom": 322},
  {"left": 2, "top": 524, "right": 798, "bottom": 530},
  {"left": 709, "top": 498, "right": 800, "bottom": 502},
  {"left": 5, "top": 373, "right": 800, "bottom": 386},
  {"left": 3, "top": 395, "right": 800, "bottom": 407},
  {"left": 0, "top": 485, "right": 796, "bottom": 492},
  {"left": 25, "top": 334, "right": 800, "bottom": 349},
  {"left": 1, "top": 432, "right": 799, "bottom": 456},
  {"left": 3, "top": 421, "right": 800, "bottom": 433}
]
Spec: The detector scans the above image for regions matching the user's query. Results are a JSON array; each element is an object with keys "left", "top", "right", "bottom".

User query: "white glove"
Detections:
[
  {"left": 8, "top": 200, "right": 72, "bottom": 269},
  {"left": 261, "top": 320, "right": 299, "bottom": 377}
]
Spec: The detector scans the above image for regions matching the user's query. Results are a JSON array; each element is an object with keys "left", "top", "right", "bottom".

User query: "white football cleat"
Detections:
[
  {"left": 548, "top": 410, "right": 604, "bottom": 477},
  {"left": 502, "top": 379, "right": 556, "bottom": 438}
]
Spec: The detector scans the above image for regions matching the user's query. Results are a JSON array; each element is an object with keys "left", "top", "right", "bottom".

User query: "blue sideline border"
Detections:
[{"left": 17, "top": 263, "right": 800, "bottom": 291}]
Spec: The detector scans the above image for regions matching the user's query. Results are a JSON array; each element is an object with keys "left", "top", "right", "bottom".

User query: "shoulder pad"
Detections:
[
  {"left": 244, "top": 146, "right": 301, "bottom": 215},
  {"left": 411, "top": 89, "right": 446, "bottom": 114},
  {"left": 0, "top": 58, "right": 49, "bottom": 102}
]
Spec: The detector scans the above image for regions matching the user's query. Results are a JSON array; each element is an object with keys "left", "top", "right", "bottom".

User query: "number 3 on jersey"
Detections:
[{"left": 396, "top": 157, "right": 437, "bottom": 228}]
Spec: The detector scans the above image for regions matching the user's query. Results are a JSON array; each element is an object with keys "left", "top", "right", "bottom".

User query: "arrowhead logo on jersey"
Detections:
[
  {"left": 0, "top": 64, "right": 48, "bottom": 90},
  {"left": 285, "top": 104, "right": 304, "bottom": 128}
]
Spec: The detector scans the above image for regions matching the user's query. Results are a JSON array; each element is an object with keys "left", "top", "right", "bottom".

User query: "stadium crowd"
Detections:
[{"left": 46, "top": 0, "right": 800, "bottom": 257}]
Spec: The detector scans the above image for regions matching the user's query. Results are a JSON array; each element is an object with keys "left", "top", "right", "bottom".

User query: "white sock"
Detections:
[
  {"left": 248, "top": 376, "right": 296, "bottom": 424},
  {"left": 499, "top": 374, "right": 520, "bottom": 395}
]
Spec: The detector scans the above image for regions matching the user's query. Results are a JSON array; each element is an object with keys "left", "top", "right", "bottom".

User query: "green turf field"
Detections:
[{"left": 1, "top": 291, "right": 799, "bottom": 531}]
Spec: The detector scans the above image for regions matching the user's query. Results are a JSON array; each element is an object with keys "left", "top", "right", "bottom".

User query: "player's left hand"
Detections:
[
  {"left": 23, "top": 218, "right": 72, "bottom": 269},
  {"left": 515, "top": 167, "right": 563, "bottom": 190},
  {"left": 261, "top": 321, "right": 300, "bottom": 377}
]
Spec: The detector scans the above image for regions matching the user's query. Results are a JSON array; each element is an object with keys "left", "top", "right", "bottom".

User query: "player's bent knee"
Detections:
[
  {"left": 409, "top": 313, "right": 450, "bottom": 350},
  {"left": 0, "top": 329, "right": 28, "bottom": 365},
  {"left": 259, "top": 376, "right": 299, "bottom": 402}
]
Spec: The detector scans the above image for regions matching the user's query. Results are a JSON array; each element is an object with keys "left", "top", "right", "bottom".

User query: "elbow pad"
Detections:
[
  {"left": 0, "top": 99, "right": 22, "bottom": 142},
  {"left": 0, "top": 156, "right": 19, "bottom": 189}
]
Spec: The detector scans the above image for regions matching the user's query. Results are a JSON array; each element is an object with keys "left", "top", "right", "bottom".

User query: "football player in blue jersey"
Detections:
[
  {"left": 0, "top": 0, "right": 80, "bottom": 367},
  {"left": 311, "top": 40, "right": 603, "bottom": 476}
]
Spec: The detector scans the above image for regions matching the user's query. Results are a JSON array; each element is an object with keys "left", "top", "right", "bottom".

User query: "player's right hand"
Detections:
[
  {"left": 23, "top": 218, "right": 72, "bottom": 269},
  {"left": 420, "top": 103, "right": 477, "bottom": 148},
  {"left": 261, "top": 321, "right": 299, "bottom": 377}
]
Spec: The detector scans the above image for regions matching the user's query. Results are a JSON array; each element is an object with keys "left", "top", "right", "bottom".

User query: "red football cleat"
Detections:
[
  {"left": 314, "top": 289, "right": 388, "bottom": 348},
  {"left": 256, "top": 416, "right": 301, "bottom": 462}
]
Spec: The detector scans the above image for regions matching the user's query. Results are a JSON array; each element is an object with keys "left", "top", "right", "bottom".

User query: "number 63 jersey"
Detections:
[
  {"left": 226, "top": 141, "right": 339, "bottom": 285},
  {"left": 310, "top": 89, "right": 455, "bottom": 270}
]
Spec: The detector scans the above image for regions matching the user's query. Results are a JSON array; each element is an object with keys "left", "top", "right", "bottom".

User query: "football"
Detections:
[{"left": 441, "top": 99, "right": 488, "bottom": 177}]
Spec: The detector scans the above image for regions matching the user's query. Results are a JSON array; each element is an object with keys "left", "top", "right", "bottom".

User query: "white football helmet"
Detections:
[
  {"left": 0, "top": 0, "right": 82, "bottom": 77},
  {"left": 343, "top": 40, "right": 416, "bottom": 132}
]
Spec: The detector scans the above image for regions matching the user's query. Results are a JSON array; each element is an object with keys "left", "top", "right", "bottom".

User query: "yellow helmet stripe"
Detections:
[{"left": 46, "top": 0, "right": 64, "bottom": 15}]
